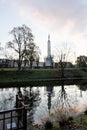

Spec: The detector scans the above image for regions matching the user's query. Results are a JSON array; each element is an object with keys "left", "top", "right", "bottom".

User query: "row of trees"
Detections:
[
  {"left": 0, "top": 24, "right": 87, "bottom": 70},
  {"left": 76, "top": 56, "right": 87, "bottom": 67},
  {"left": 6, "top": 24, "right": 40, "bottom": 70}
]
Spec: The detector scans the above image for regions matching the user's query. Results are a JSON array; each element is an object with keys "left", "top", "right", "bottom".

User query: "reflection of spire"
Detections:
[
  {"left": 46, "top": 86, "right": 53, "bottom": 114},
  {"left": 80, "top": 90, "right": 82, "bottom": 97}
]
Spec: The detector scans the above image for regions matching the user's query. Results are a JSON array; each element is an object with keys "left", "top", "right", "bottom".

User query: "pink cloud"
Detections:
[{"left": 14, "top": 0, "right": 87, "bottom": 58}]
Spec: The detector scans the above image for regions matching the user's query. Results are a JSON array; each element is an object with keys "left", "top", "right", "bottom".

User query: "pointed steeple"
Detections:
[
  {"left": 47, "top": 34, "right": 51, "bottom": 57},
  {"left": 48, "top": 34, "right": 50, "bottom": 41}
]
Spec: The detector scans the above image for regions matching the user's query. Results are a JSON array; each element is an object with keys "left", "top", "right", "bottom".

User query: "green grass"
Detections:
[
  {"left": 73, "top": 114, "right": 87, "bottom": 130},
  {"left": 27, "top": 114, "right": 87, "bottom": 130},
  {"left": 0, "top": 69, "right": 59, "bottom": 81},
  {"left": 0, "top": 68, "right": 87, "bottom": 87}
]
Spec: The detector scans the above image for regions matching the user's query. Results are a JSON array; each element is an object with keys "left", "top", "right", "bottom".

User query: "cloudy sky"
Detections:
[{"left": 0, "top": 0, "right": 87, "bottom": 62}]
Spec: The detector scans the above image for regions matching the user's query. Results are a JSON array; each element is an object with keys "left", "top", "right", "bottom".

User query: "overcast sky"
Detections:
[{"left": 0, "top": 0, "right": 87, "bottom": 62}]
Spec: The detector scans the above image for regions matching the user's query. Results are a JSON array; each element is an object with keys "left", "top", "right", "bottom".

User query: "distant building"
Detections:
[{"left": 0, "top": 59, "right": 10, "bottom": 68}]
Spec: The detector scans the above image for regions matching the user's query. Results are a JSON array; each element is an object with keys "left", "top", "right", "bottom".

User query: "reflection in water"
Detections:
[
  {"left": 0, "top": 88, "right": 17, "bottom": 110},
  {"left": 77, "top": 84, "right": 87, "bottom": 97},
  {"left": 22, "top": 87, "right": 41, "bottom": 124},
  {"left": 15, "top": 86, "right": 41, "bottom": 124},
  {"left": 0, "top": 83, "right": 87, "bottom": 123},
  {"left": 46, "top": 86, "right": 53, "bottom": 114},
  {"left": 52, "top": 81, "right": 79, "bottom": 122},
  {"left": 56, "top": 81, "right": 76, "bottom": 108},
  {"left": 78, "top": 84, "right": 87, "bottom": 91},
  {"left": 80, "top": 90, "right": 82, "bottom": 97},
  {"left": 17, "top": 87, "right": 23, "bottom": 98}
]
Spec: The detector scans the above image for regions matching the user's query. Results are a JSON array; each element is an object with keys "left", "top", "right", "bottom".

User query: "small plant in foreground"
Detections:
[{"left": 44, "top": 120, "right": 53, "bottom": 130}]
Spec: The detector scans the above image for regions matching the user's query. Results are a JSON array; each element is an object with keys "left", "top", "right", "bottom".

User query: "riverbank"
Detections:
[
  {"left": 27, "top": 114, "right": 87, "bottom": 130},
  {"left": 0, "top": 68, "right": 87, "bottom": 87},
  {"left": 1, "top": 68, "right": 87, "bottom": 130}
]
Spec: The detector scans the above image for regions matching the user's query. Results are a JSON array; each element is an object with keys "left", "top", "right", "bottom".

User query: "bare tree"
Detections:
[
  {"left": 54, "top": 42, "right": 72, "bottom": 78},
  {"left": 36, "top": 55, "right": 40, "bottom": 68},
  {"left": 7, "top": 25, "right": 34, "bottom": 70},
  {"left": 24, "top": 43, "right": 40, "bottom": 68},
  {"left": 0, "top": 43, "right": 4, "bottom": 57},
  {"left": 76, "top": 55, "right": 87, "bottom": 68}
]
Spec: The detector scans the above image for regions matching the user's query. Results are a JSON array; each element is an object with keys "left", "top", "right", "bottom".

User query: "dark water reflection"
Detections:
[{"left": 0, "top": 83, "right": 87, "bottom": 124}]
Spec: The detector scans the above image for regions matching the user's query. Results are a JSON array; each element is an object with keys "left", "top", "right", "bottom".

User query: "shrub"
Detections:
[{"left": 44, "top": 120, "right": 53, "bottom": 130}]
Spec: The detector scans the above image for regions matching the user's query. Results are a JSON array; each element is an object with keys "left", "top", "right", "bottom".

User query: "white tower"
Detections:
[
  {"left": 44, "top": 34, "right": 53, "bottom": 67},
  {"left": 47, "top": 34, "right": 51, "bottom": 57}
]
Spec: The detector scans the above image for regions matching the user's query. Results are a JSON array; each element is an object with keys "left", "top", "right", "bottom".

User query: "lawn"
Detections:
[{"left": 0, "top": 68, "right": 87, "bottom": 87}]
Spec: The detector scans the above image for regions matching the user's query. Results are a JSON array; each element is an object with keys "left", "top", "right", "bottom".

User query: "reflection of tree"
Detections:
[
  {"left": 21, "top": 87, "right": 41, "bottom": 124},
  {"left": 56, "top": 81, "right": 69, "bottom": 108},
  {"left": 77, "top": 84, "right": 87, "bottom": 97},
  {"left": 78, "top": 84, "right": 87, "bottom": 91},
  {"left": 0, "top": 88, "right": 15, "bottom": 110},
  {"left": 46, "top": 86, "right": 54, "bottom": 114},
  {"left": 53, "top": 81, "right": 77, "bottom": 121},
  {"left": 17, "top": 87, "right": 23, "bottom": 98}
]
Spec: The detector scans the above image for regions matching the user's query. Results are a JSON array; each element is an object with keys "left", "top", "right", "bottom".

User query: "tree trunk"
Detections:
[
  {"left": 60, "top": 60, "right": 64, "bottom": 78},
  {"left": 18, "top": 61, "right": 21, "bottom": 70},
  {"left": 30, "top": 61, "right": 33, "bottom": 69},
  {"left": 18, "top": 54, "right": 22, "bottom": 71}
]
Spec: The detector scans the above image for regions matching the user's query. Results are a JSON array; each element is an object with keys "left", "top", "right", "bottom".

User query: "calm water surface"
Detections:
[{"left": 0, "top": 84, "right": 87, "bottom": 123}]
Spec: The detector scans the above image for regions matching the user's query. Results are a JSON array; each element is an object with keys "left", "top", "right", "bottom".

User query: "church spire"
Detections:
[
  {"left": 45, "top": 34, "right": 53, "bottom": 67},
  {"left": 48, "top": 34, "right": 50, "bottom": 41},
  {"left": 47, "top": 34, "right": 51, "bottom": 57}
]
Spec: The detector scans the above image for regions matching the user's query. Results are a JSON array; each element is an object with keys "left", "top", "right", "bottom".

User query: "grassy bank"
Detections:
[
  {"left": 0, "top": 68, "right": 87, "bottom": 87},
  {"left": 27, "top": 114, "right": 87, "bottom": 130}
]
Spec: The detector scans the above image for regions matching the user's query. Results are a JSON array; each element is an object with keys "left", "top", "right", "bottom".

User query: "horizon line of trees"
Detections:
[{"left": 0, "top": 24, "right": 87, "bottom": 70}]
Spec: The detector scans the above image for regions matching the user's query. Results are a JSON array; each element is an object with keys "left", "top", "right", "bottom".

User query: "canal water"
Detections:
[{"left": 0, "top": 83, "right": 87, "bottom": 124}]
